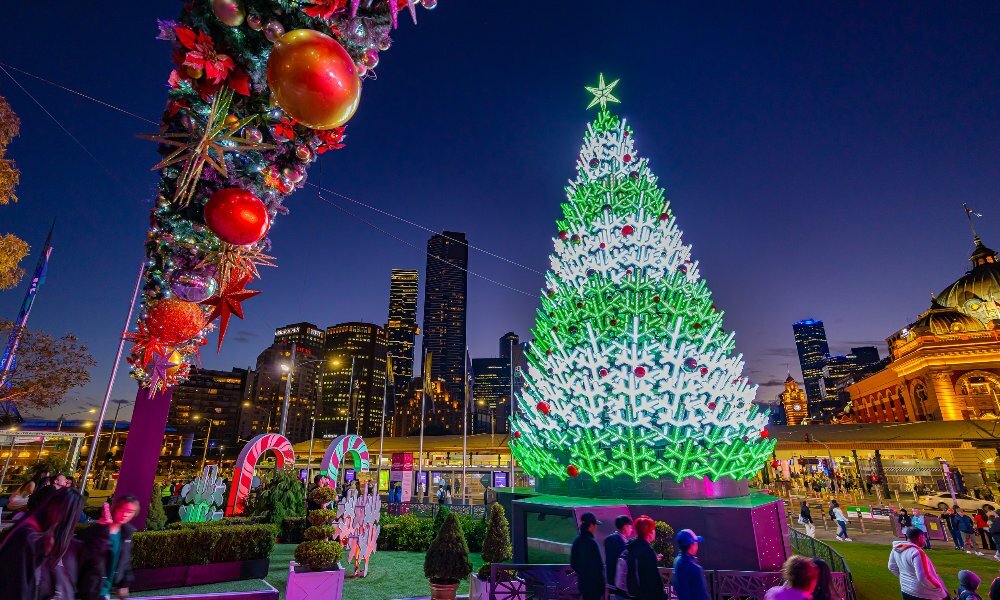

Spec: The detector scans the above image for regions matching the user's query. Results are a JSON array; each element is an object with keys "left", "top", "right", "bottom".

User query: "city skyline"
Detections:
[{"left": 1, "top": 2, "right": 997, "bottom": 421}]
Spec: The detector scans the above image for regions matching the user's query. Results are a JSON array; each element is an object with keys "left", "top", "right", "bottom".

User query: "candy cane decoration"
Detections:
[
  {"left": 225, "top": 433, "right": 295, "bottom": 516},
  {"left": 321, "top": 434, "right": 370, "bottom": 482}
]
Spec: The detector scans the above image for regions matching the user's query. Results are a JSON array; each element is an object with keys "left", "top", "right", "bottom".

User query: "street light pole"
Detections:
[
  {"left": 344, "top": 356, "right": 356, "bottom": 435},
  {"left": 199, "top": 418, "right": 214, "bottom": 473},
  {"left": 377, "top": 354, "right": 389, "bottom": 494},
  {"left": 509, "top": 337, "right": 516, "bottom": 489},
  {"left": 280, "top": 344, "right": 297, "bottom": 437}
]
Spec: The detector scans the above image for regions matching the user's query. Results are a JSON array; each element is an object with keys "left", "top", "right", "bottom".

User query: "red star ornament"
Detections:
[
  {"left": 202, "top": 273, "right": 261, "bottom": 351},
  {"left": 124, "top": 324, "right": 169, "bottom": 368}
]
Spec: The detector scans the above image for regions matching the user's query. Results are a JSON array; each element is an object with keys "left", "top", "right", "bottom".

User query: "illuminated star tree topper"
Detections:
[{"left": 509, "top": 76, "right": 775, "bottom": 484}]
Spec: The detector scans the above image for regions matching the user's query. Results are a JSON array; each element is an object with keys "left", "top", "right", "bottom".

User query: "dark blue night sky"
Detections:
[{"left": 1, "top": 1, "right": 998, "bottom": 420}]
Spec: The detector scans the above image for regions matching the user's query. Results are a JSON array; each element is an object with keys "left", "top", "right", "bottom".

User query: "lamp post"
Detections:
[
  {"left": 194, "top": 414, "right": 217, "bottom": 473},
  {"left": 343, "top": 356, "right": 357, "bottom": 435},
  {"left": 56, "top": 407, "right": 97, "bottom": 432},
  {"left": 509, "top": 337, "right": 516, "bottom": 489}
]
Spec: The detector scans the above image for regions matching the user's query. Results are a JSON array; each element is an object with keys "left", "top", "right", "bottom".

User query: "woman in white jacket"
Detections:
[
  {"left": 888, "top": 528, "right": 948, "bottom": 600},
  {"left": 830, "top": 500, "right": 852, "bottom": 542}
]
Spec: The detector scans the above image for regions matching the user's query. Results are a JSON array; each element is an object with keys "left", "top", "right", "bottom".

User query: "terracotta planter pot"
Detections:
[{"left": 429, "top": 580, "right": 460, "bottom": 600}]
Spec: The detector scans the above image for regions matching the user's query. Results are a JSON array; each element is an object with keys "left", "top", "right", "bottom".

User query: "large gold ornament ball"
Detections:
[
  {"left": 212, "top": 0, "right": 245, "bottom": 27},
  {"left": 266, "top": 30, "right": 361, "bottom": 130}
]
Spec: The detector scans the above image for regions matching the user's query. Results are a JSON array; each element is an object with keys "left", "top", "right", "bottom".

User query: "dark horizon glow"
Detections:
[{"left": 0, "top": 2, "right": 997, "bottom": 421}]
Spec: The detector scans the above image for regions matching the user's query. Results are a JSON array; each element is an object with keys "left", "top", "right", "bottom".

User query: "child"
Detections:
[{"left": 957, "top": 570, "right": 983, "bottom": 600}]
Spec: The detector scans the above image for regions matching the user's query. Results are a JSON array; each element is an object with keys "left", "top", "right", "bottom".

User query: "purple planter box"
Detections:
[
  {"left": 286, "top": 561, "right": 345, "bottom": 600},
  {"left": 131, "top": 558, "right": 270, "bottom": 592}
]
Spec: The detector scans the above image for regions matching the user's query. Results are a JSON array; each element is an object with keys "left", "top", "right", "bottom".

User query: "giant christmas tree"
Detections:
[{"left": 509, "top": 76, "right": 775, "bottom": 486}]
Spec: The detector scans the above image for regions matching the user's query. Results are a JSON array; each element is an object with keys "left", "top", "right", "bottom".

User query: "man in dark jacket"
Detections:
[
  {"left": 570, "top": 512, "right": 605, "bottom": 600},
  {"left": 79, "top": 495, "right": 140, "bottom": 600},
  {"left": 672, "top": 528, "right": 708, "bottom": 600},
  {"left": 604, "top": 515, "right": 633, "bottom": 597}
]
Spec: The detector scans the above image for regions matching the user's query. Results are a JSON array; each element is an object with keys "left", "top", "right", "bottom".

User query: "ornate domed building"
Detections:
[{"left": 846, "top": 230, "right": 1000, "bottom": 423}]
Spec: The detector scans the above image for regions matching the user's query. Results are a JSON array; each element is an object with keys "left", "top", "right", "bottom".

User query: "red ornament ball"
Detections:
[
  {"left": 546, "top": 349, "right": 553, "bottom": 355},
  {"left": 513, "top": 431, "right": 522, "bottom": 439},
  {"left": 634, "top": 366, "right": 647, "bottom": 378},
  {"left": 204, "top": 188, "right": 270, "bottom": 245},
  {"left": 623, "top": 154, "right": 632, "bottom": 163},
  {"left": 145, "top": 298, "right": 208, "bottom": 345},
  {"left": 536, "top": 401, "right": 551, "bottom": 415},
  {"left": 621, "top": 225, "right": 635, "bottom": 236},
  {"left": 598, "top": 368, "right": 608, "bottom": 378},
  {"left": 266, "top": 30, "right": 361, "bottom": 129},
  {"left": 707, "top": 402, "right": 717, "bottom": 410},
  {"left": 760, "top": 430, "right": 769, "bottom": 438},
  {"left": 566, "top": 464, "right": 579, "bottom": 478},
  {"left": 599, "top": 243, "right": 606, "bottom": 249},
  {"left": 659, "top": 213, "right": 670, "bottom": 221},
  {"left": 699, "top": 367, "right": 709, "bottom": 376},
  {"left": 693, "top": 323, "right": 702, "bottom": 329},
  {"left": 558, "top": 230, "right": 568, "bottom": 240},
  {"left": 653, "top": 296, "right": 661, "bottom": 303},
  {"left": 576, "top": 302, "right": 584, "bottom": 308}
]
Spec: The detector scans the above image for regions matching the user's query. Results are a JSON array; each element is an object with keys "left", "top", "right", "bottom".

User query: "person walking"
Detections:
[
  {"left": 989, "top": 511, "right": 1000, "bottom": 561},
  {"left": 617, "top": 516, "right": 668, "bottom": 600},
  {"left": 830, "top": 500, "right": 851, "bottom": 541},
  {"left": 798, "top": 501, "right": 816, "bottom": 537},
  {"left": 911, "top": 509, "right": 931, "bottom": 550},
  {"left": 898, "top": 508, "right": 913, "bottom": 531},
  {"left": 957, "top": 508, "right": 984, "bottom": 555},
  {"left": 570, "top": 512, "right": 605, "bottom": 600},
  {"left": 943, "top": 506, "right": 961, "bottom": 550},
  {"left": 671, "top": 528, "right": 707, "bottom": 600},
  {"left": 956, "top": 570, "right": 983, "bottom": 600},
  {"left": 811, "top": 558, "right": 834, "bottom": 600},
  {"left": 604, "top": 515, "right": 633, "bottom": 598},
  {"left": 763, "top": 555, "right": 819, "bottom": 600},
  {"left": 78, "top": 495, "right": 141, "bottom": 600},
  {"left": 977, "top": 509, "right": 995, "bottom": 551},
  {"left": 0, "top": 488, "right": 84, "bottom": 600},
  {"left": 888, "top": 527, "right": 948, "bottom": 600}
]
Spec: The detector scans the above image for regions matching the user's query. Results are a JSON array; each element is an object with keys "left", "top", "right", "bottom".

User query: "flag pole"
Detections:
[
  {"left": 417, "top": 349, "right": 427, "bottom": 502},
  {"left": 377, "top": 353, "right": 390, "bottom": 494},
  {"left": 462, "top": 348, "right": 469, "bottom": 504},
  {"left": 80, "top": 260, "right": 144, "bottom": 492},
  {"left": 509, "top": 337, "right": 516, "bottom": 490}
]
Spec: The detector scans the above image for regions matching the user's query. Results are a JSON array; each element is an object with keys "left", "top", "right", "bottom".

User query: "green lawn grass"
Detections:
[
  {"left": 268, "top": 545, "right": 483, "bottom": 600},
  {"left": 832, "top": 541, "right": 1000, "bottom": 600}
]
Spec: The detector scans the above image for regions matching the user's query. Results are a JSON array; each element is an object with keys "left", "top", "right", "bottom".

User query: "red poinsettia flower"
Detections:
[
  {"left": 174, "top": 25, "right": 234, "bottom": 84},
  {"left": 303, "top": 0, "right": 349, "bottom": 19},
  {"left": 315, "top": 127, "right": 346, "bottom": 154},
  {"left": 272, "top": 117, "right": 297, "bottom": 142},
  {"left": 228, "top": 67, "right": 251, "bottom": 96},
  {"left": 263, "top": 166, "right": 293, "bottom": 194}
]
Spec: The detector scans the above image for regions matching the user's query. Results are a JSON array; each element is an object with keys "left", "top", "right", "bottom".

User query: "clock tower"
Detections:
[{"left": 780, "top": 376, "right": 809, "bottom": 426}]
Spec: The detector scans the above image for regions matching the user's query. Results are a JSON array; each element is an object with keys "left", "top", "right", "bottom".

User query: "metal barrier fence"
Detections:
[
  {"left": 489, "top": 563, "right": 854, "bottom": 600},
  {"left": 789, "top": 528, "right": 857, "bottom": 600},
  {"left": 381, "top": 501, "right": 487, "bottom": 519}
]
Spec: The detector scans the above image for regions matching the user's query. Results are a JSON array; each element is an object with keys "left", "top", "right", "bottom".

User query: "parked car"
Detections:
[{"left": 918, "top": 492, "right": 994, "bottom": 512}]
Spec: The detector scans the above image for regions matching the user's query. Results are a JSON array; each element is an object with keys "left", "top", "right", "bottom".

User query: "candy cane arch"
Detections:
[
  {"left": 225, "top": 433, "right": 295, "bottom": 516},
  {"left": 321, "top": 435, "right": 370, "bottom": 482}
]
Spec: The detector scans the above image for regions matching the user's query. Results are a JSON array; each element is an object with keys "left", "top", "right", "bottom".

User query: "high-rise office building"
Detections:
[
  {"left": 386, "top": 269, "right": 419, "bottom": 411},
  {"left": 422, "top": 231, "right": 469, "bottom": 406},
  {"left": 170, "top": 367, "right": 254, "bottom": 458},
  {"left": 851, "top": 346, "right": 880, "bottom": 368},
  {"left": 819, "top": 354, "right": 857, "bottom": 420},
  {"left": 392, "top": 377, "right": 463, "bottom": 437},
  {"left": 241, "top": 323, "right": 324, "bottom": 443},
  {"left": 793, "top": 319, "right": 830, "bottom": 415},
  {"left": 321, "top": 322, "right": 388, "bottom": 438},
  {"left": 471, "top": 357, "right": 509, "bottom": 434}
]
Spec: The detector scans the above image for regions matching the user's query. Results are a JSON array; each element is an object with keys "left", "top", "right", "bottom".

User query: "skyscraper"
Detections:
[
  {"left": 242, "top": 323, "right": 324, "bottom": 443},
  {"left": 851, "top": 346, "right": 880, "bottom": 368},
  {"left": 471, "top": 358, "right": 509, "bottom": 434},
  {"left": 170, "top": 367, "right": 254, "bottom": 458},
  {"left": 793, "top": 319, "right": 830, "bottom": 415},
  {"left": 422, "top": 231, "right": 469, "bottom": 405},
  {"left": 386, "top": 269, "right": 419, "bottom": 410},
  {"left": 321, "top": 322, "right": 388, "bottom": 438}
]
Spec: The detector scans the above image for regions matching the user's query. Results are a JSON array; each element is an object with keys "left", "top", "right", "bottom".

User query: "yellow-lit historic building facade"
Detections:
[
  {"left": 847, "top": 235, "right": 1000, "bottom": 423},
  {"left": 779, "top": 376, "right": 809, "bottom": 426}
]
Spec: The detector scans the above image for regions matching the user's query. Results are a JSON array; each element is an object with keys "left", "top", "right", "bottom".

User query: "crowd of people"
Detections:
[{"left": 0, "top": 467, "right": 139, "bottom": 600}]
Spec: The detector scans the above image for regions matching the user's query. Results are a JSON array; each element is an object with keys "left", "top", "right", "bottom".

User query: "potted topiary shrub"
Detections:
[
  {"left": 471, "top": 503, "right": 512, "bottom": 600},
  {"left": 652, "top": 520, "right": 676, "bottom": 566},
  {"left": 286, "top": 505, "right": 344, "bottom": 600},
  {"left": 424, "top": 512, "right": 472, "bottom": 600}
]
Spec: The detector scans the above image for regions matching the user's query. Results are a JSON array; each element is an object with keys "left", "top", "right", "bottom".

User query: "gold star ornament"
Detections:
[{"left": 586, "top": 74, "right": 621, "bottom": 110}]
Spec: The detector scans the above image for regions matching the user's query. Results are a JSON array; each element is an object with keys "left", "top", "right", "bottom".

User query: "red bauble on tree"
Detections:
[
  {"left": 536, "top": 401, "right": 550, "bottom": 415},
  {"left": 513, "top": 431, "right": 522, "bottom": 439},
  {"left": 621, "top": 225, "right": 634, "bottom": 236},
  {"left": 145, "top": 298, "right": 208, "bottom": 345},
  {"left": 566, "top": 464, "right": 579, "bottom": 478},
  {"left": 266, "top": 30, "right": 361, "bottom": 130},
  {"left": 204, "top": 188, "right": 270, "bottom": 246}
]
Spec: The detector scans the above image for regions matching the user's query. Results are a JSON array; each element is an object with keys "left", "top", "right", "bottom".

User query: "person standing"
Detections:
[
  {"left": 79, "top": 495, "right": 141, "bottom": 600},
  {"left": 570, "top": 512, "right": 605, "bottom": 600},
  {"left": 604, "top": 515, "right": 633, "bottom": 598},
  {"left": 977, "top": 509, "right": 995, "bottom": 552},
  {"left": 898, "top": 509, "right": 913, "bottom": 531},
  {"left": 888, "top": 527, "right": 948, "bottom": 600},
  {"left": 763, "top": 555, "right": 819, "bottom": 600},
  {"left": 957, "top": 509, "right": 984, "bottom": 555},
  {"left": 0, "top": 488, "right": 84, "bottom": 600},
  {"left": 943, "top": 506, "right": 961, "bottom": 550},
  {"left": 811, "top": 558, "right": 834, "bottom": 600},
  {"left": 671, "top": 528, "right": 707, "bottom": 600},
  {"left": 798, "top": 501, "right": 815, "bottom": 537},
  {"left": 989, "top": 511, "right": 1000, "bottom": 561},
  {"left": 911, "top": 509, "right": 931, "bottom": 550},
  {"left": 956, "top": 570, "right": 983, "bottom": 600},
  {"left": 830, "top": 500, "right": 851, "bottom": 542}
]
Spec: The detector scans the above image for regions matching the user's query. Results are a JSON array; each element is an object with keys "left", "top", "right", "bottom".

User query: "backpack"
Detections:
[
  {"left": 956, "top": 590, "right": 982, "bottom": 600},
  {"left": 613, "top": 548, "right": 640, "bottom": 598}
]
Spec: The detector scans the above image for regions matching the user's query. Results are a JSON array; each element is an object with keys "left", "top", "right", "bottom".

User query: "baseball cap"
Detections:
[
  {"left": 580, "top": 512, "right": 602, "bottom": 526},
  {"left": 675, "top": 528, "right": 703, "bottom": 548}
]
